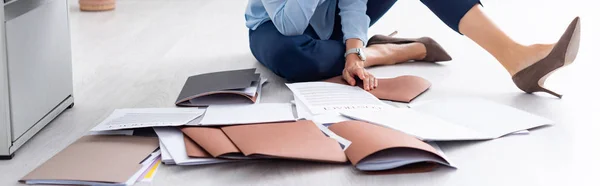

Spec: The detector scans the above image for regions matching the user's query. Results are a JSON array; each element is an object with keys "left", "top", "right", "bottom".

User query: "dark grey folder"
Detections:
[{"left": 176, "top": 68, "right": 260, "bottom": 107}]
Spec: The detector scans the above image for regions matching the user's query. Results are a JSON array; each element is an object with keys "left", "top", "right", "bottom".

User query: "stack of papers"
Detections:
[
  {"left": 175, "top": 68, "right": 267, "bottom": 107},
  {"left": 90, "top": 103, "right": 297, "bottom": 132}
]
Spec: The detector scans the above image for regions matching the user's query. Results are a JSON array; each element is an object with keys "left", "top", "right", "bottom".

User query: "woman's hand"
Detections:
[{"left": 343, "top": 54, "right": 377, "bottom": 91}]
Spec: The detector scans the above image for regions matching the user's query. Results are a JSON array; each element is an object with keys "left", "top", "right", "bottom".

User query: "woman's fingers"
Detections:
[
  {"left": 363, "top": 75, "right": 370, "bottom": 90},
  {"left": 354, "top": 66, "right": 366, "bottom": 80},
  {"left": 342, "top": 69, "right": 356, "bottom": 86},
  {"left": 366, "top": 70, "right": 376, "bottom": 91},
  {"left": 374, "top": 75, "right": 378, "bottom": 88},
  {"left": 343, "top": 65, "right": 377, "bottom": 91}
]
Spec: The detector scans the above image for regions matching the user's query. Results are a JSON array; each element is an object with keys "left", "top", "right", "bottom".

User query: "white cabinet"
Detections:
[{"left": 0, "top": 0, "right": 74, "bottom": 159}]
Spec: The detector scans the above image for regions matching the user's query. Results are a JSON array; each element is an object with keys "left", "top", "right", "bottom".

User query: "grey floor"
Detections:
[{"left": 1, "top": 0, "right": 600, "bottom": 185}]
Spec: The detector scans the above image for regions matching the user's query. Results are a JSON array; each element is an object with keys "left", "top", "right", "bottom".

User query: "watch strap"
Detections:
[{"left": 344, "top": 48, "right": 361, "bottom": 58}]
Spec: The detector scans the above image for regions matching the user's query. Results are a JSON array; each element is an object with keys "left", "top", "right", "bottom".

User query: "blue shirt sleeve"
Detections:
[
  {"left": 261, "top": 0, "right": 322, "bottom": 36},
  {"left": 338, "top": 0, "right": 370, "bottom": 45}
]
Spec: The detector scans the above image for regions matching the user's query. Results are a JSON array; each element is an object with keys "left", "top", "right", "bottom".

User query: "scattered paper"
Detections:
[
  {"left": 410, "top": 97, "right": 553, "bottom": 138},
  {"left": 87, "top": 130, "right": 134, "bottom": 136},
  {"left": 292, "top": 95, "right": 312, "bottom": 120},
  {"left": 342, "top": 97, "right": 553, "bottom": 141},
  {"left": 286, "top": 82, "right": 389, "bottom": 114},
  {"left": 342, "top": 108, "right": 486, "bottom": 141},
  {"left": 199, "top": 103, "right": 296, "bottom": 126},
  {"left": 91, "top": 108, "right": 205, "bottom": 131},
  {"left": 315, "top": 123, "right": 352, "bottom": 151},
  {"left": 159, "top": 141, "right": 174, "bottom": 165}
]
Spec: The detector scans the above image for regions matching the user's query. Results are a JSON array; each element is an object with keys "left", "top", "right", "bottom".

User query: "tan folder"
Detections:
[
  {"left": 183, "top": 134, "right": 213, "bottom": 158},
  {"left": 328, "top": 120, "right": 447, "bottom": 172},
  {"left": 181, "top": 127, "right": 242, "bottom": 157},
  {"left": 324, "top": 75, "right": 431, "bottom": 103},
  {"left": 20, "top": 135, "right": 159, "bottom": 184},
  {"left": 221, "top": 120, "right": 348, "bottom": 163}
]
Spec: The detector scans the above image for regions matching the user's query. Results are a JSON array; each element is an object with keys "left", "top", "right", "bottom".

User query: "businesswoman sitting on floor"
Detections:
[{"left": 245, "top": 0, "right": 580, "bottom": 98}]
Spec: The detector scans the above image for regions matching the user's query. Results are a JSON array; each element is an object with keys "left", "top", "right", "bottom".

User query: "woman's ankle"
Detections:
[
  {"left": 501, "top": 44, "right": 554, "bottom": 76},
  {"left": 364, "top": 43, "right": 427, "bottom": 67}
]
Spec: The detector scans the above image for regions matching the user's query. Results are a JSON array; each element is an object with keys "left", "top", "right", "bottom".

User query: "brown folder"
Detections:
[
  {"left": 181, "top": 127, "right": 242, "bottom": 158},
  {"left": 324, "top": 75, "right": 431, "bottom": 103},
  {"left": 221, "top": 120, "right": 348, "bottom": 163},
  {"left": 20, "top": 135, "right": 159, "bottom": 185},
  {"left": 183, "top": 134, "right": 213, "bottom": 158},
  {"left": 328, "top": 120, "right": 449, "bottom": 172}
]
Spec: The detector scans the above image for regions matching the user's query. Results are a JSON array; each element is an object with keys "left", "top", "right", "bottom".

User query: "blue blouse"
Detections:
[{"left": 245, "top": 0, "right": 370, "bottom": 45}]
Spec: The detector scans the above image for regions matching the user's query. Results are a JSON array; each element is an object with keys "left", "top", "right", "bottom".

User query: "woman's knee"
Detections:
[
  {"left": 266, "top": 40, "right": 323, "bottom": 82},
  {"left": 421, "top": 0, "right": 481, "bottom": 33}
]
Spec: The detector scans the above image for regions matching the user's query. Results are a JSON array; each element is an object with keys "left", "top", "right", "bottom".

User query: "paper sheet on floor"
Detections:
[
  {"left": 199, "top": 103, "right": 296, "bottom": 126},
  {"left": 91, "top": 108, "right": 205, "bottom": 131},
  {"left": 286, "top": 82, "right": 391, "bottom": 115}
]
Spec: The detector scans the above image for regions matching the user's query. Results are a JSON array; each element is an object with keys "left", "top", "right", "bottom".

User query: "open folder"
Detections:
[
  {"left": 175, "top": 68, "right": 264, "bottom": 107},
  {"left": 180, "top": 120, "right": 454, "bottom": 172},
  {"left": 20, "top": 135, "right": 159, "bottom": 186}
]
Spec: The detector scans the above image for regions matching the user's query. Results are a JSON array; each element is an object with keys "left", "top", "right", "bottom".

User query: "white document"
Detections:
[
  {"left": 342, "top": 108, "right": 487, "bottom": 141},
  {"left": 159, "top": 141, "right": 175, "bottom": 165},
  {"left": 356, "top": 142, "right": 455, "bottom": 171},
  {"left": 314, "top": 123, "right": 352, "bottom": 151},
  {"left": 153, "top": 127, "right": 233, "bottom": 165},
  {"left": 91, "top": 108, "right": 205, "bottom": 131},
  {"left": 87, "top": 130, "right": 134, "bottom": 136},
  {"left": 342, "top": 97, "right": 553, "bottom": 141},
  {"left": 292, "top": 95, "right": 312, "bottom": 120},
  {"left": 410, "top": 97, "right": 553, "bottom": 138},
  {"left": 286, "top": 82, "right": 389, "bottom": 115},
  {"left": 237, "top": 78, "right": 266, "bottom": 96},
  {"left": 199, "top": 103, "right": 296, "bottom": 126}
]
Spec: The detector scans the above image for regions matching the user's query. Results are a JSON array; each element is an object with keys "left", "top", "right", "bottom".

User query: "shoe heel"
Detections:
[{"left": 537, "top": 86, "right": 563, "bottom": 99}]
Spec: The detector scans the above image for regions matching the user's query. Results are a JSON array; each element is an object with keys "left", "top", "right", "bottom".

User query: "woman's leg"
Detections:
[
  {"left": 334, "top": 0, "right": 428, "bottom": 67},
  {"left": 421, "top": 0, "right": 557, "bottom": 76},
  {"left": 250, "top": 0, "right": 424, "bottom": 82},
  {"left": 249, "top": 21, "right": 346, "bottom": 82},
  {"left": 458, "top": 6, "right": 554, "bottom": 75}
]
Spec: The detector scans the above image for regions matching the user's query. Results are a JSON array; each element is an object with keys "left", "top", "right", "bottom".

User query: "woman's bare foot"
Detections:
[
  {"left": 363, "top": 43, "right": 427, "bottom": 67},
  {"left": 501, "top": 43, "right": 555, "bottom": 76}
]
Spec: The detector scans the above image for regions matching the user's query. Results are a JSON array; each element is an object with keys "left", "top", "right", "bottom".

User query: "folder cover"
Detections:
[
  {"left": 324, "top": 75, "right": 431, "bottom": 103},
  {"left": 221, "top": 120, "right": 348, "bottom": 163},
  {"left": 176, "top": 68, "right": 261, "bottom": 106},
  {"left": 181, "top": 127, "right": 242, "bottom": 157},
  {"left": 20, "top": 135, "right": 159, "bottom": 185}
]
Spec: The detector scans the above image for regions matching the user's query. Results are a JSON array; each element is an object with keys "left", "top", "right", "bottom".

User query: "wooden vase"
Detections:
[{"left": 79, "top": 0, "right": 116, "bottom": 11}]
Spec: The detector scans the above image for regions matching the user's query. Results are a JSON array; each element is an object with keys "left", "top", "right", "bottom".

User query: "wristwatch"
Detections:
[{"left": 344, "top": 48, "right": 367, "bottom": 61}]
